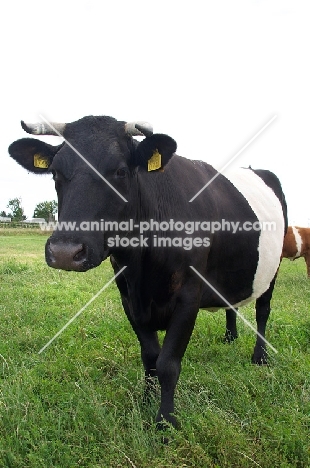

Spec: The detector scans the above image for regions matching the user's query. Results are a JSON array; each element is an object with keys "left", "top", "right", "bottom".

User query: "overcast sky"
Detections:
[{"left": 0, "top": 0, "right": 309, "bottom": 225}]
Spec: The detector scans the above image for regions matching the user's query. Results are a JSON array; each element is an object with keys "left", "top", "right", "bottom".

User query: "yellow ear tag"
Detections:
[
  {"left": 34, "top": 153, "right": 49, "bottom": 169},
  {"left": 148, "top": 150, "right": 162, "bottom": 172}
]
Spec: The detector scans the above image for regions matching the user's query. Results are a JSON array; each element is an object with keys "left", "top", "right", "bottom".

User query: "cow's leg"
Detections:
[
  {"left": 224, "top": 308, "right": 238, "bottom": 342},
  {"left": 155, "top": 303, "right": 199, "bottom": 429},
  {"left": 304, "top": 253, "right": 310, "bottom": 278},
  {"left": 252, "top": 276, "right": 277, "bottom": 365},
  {"left": 111, "top": 258, "right": 160, "bottom": 384},
  {"left": 120, "top": 299, "right": 161, "bottom": 400},
  {"left": 136, "top": 328, "right": 161, "bottom": 402}
]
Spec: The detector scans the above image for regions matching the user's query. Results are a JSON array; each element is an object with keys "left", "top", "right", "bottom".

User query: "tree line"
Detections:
[{"left": 0, "top": 198, "right": 58, "bottom": 222}]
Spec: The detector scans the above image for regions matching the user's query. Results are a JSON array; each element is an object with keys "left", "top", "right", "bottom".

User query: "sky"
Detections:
[{"left": 0, "top": 0, "right": 309, "bottom": 225}]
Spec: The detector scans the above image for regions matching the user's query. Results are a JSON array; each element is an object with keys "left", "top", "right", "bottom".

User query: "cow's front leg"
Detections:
[
  {"left": 121, "top": 307, "right": 161, "bottom": 401},
  {"left": 252, "top": 276, "right": 276, "bottom": 364},
  {"left": 304, "top": 253, "right": 310, "bottom": 278},
  {"left": 224, "top": 308, "right": 238, "bottom": 342},
  {"left": 155, "top": 305, "right": 199, "bottom": 429},
  {"left": 137, "top": 329, "right": 161, "bottom": 402}
]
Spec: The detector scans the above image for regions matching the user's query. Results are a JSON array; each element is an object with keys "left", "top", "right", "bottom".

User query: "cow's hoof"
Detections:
[
  {"left": 142, "top": 377, "right": 158, "bottom": 404},
  {"left": 251, "top": 353, "right": 268, "bottom": 365},
  {"left": 223, "top": 331, "right": 238, "bottom": 343},
  {"left": 156, "top": 413, "right": 180, "bottom": 431}
]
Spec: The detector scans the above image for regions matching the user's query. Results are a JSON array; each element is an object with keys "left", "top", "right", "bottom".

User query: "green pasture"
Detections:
[{"left": 0, "top": 232, "right": 309, "bottom": 467}]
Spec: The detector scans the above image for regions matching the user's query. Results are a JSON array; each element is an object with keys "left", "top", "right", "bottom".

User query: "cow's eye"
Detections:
[
  {"left": 52, "top": 169, "right": 64, "bottom": 182},
  {"left": 116, "top": 168, "right": 127, "bottom": 178},
  {"left": 51, "top": 170, "right": 65, "bottom": 189}
]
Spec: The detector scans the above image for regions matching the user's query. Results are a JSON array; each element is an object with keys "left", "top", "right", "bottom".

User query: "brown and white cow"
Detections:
[{"left": 282, "top": 226, "right": 310, "bottom": 277}]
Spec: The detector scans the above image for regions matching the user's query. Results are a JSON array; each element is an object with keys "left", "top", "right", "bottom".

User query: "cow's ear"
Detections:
[
  {"left": 134, "top": 134, "right": 177, "bottom": 172},
  {"left": 8, "top": 138, "right": 63, "bottom": 174}
]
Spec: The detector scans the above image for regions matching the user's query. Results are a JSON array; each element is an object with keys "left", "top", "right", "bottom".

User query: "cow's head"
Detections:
[{"left": 8, "top": 116, "right": 177, "bottom": 271}]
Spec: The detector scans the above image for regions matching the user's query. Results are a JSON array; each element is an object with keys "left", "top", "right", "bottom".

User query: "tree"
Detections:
[
  {"left": 33, "top": 200, "right": 58, "bottom": 222},
  {"left": 0, "top": 210, "right": 8, "bottom": 217},
  {"left": 7, "top": 198, "right": 26, "bottom": 221}
]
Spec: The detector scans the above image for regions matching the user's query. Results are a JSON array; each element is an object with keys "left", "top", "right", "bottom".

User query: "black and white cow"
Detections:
[{"left": 8, "top": 115, "right": 287, "bottom": 428}]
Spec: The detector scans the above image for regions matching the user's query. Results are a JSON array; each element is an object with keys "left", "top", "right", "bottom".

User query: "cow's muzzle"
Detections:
[{"left": 45, "top": 240, "right": 90, "bottom": 271}]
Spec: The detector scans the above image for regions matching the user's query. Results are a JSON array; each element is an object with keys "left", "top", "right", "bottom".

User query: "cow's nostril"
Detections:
[
  {"left": 73, "top": 244, "right": 87, "bottom": 262},
  {"left": 46, "top": 241, "right": 88, "bottom": 271}
]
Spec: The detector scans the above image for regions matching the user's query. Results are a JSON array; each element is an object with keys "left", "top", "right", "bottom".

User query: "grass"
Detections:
[{"left": 0, "top": 231, "right": 309, "bottom": 467}]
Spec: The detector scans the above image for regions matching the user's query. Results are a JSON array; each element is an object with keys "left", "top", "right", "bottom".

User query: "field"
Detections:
[{"left": 0, "top": 231, "right": 309, "bottom": 467}]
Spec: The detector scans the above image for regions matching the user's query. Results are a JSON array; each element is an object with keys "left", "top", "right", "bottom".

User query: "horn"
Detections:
[
  {"left": 21, "top": 120, "right": 66, "bottom": 136},
  {"left": 125, "top": 121, "right": 153, "bottom": 138}
]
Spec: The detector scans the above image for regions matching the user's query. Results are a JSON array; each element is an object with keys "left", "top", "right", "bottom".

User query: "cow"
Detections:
[
  {"left": 8, "top": 115, "right": 287, "bottom": 429},
  {"left": 282, "top": 226, "right": 310, "bottom": 277}
]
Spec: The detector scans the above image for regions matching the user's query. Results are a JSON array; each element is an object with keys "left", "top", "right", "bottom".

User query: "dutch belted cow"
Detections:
[
  {"left": 282, "top": 226, "right": 310, "bottom": 277},
  {"left": 8, "top": 115, "right": 287, "bottom": 428}
]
